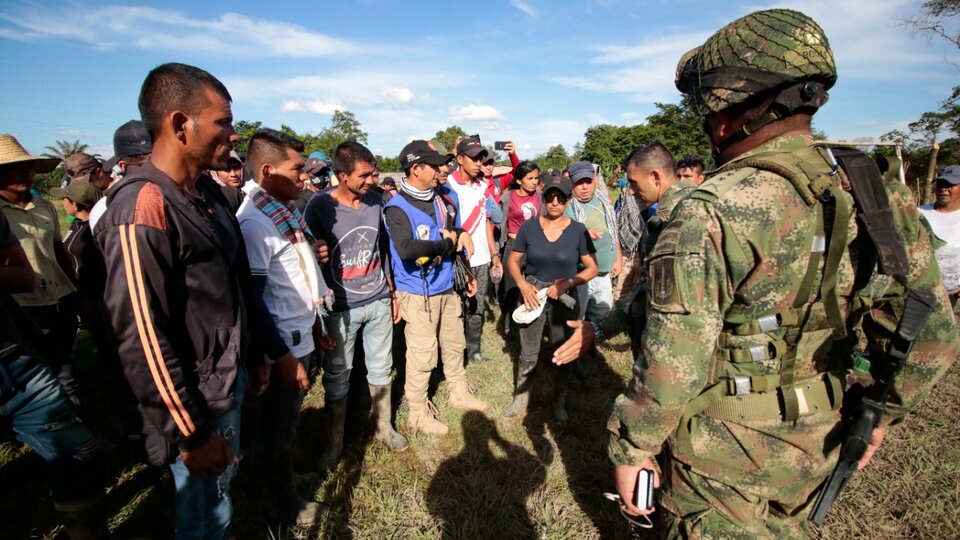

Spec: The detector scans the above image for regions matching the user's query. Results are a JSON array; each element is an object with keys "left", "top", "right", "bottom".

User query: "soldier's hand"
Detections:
[
  {"left": 615, "top": 459, "right": 660, "bottom": 517},
  {"left": 553, "top": 321, "right": 593, "bottom": 365},
  {"left": 856, "top": 427, "right": 886, "bottom": 470},
  {"left": 180, "top": 432, "right": 235, "bottom": 478},
  {"left": 276, "top": 352, "right": 310, "bottom": 391}
]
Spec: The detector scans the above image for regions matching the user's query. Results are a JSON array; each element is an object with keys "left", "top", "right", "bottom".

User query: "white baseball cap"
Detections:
[{"left": 512, "top": 288, "right": 549, "bottom": 325}]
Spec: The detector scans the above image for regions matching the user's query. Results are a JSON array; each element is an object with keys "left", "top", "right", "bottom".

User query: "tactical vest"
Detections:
[{"left": 673, "top": 145, "right": 904, "bottom": 456}]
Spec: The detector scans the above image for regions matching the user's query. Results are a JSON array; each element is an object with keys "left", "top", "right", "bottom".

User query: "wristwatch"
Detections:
[{"left": 566, "top": 277, "right": 575, "bottom": 289}]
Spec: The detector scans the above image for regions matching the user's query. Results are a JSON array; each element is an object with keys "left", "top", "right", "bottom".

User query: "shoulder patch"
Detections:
[{"left": 133, "top": 182, "right": 166, "bottom": 231}]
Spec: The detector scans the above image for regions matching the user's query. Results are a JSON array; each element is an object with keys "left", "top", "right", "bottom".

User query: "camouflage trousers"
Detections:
[{"left": 657, "top": 410, "right": 840, "bottom": 539}]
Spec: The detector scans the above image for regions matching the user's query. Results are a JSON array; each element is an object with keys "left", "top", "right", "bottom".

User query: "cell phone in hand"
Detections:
[
  {"left": 635, "top": 469, "right": 655, "bottom": 510},
  {"left": 494, "top": 141, "right": 508, "bottom": 151}
]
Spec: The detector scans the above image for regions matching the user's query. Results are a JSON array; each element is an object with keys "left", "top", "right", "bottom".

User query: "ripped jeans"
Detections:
[
  {"left": 169, "top": 367, "right": 246, "bottom": 540},
  {"left": 0, "top": 348, "right": 100, "bottom": 504}
]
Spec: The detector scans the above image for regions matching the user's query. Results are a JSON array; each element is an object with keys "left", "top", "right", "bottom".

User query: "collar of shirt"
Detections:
[{"left": 452, "top": 168, "right": 483, "bottom": 188}]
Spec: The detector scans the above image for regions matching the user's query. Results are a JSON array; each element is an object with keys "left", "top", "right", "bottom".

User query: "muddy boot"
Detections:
[
  {"left": 465, "top": 316, "right": 488, "bottom": 364},
  {"left": 552, "top": 371, "right": 569, "bottom": 422},
  {"left": 316, "top": 397, "right": 347, "bottom": 472},
  {"left": 369, "top": 384, "right": 408, "bottom": 451},
  {"left": 266, "top": 451, "right": 327, "bottom": 526},
  {"left": 449, "top": 379, "right": 488, "bottom": 412},
  {"left": 407, "top": 400, "right": 449, "bottom": 435},
  {"left": 56, "top": 497, "right": 108, "bottom": 540},
  {"left": 503, "top": 371, "right": 533, "bottom": 418}
]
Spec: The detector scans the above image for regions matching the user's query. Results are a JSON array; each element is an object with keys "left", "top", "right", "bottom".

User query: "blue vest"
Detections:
[{"left": 386, "top": 194, "right": 455, "bottom": 295}]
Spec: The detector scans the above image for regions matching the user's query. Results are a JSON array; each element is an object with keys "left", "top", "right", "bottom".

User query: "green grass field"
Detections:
[{"left": 2, "top": 300, "right": 958, "bottom": 539}]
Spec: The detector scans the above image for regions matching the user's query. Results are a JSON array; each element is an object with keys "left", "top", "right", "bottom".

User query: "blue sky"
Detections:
[{"left": 0, "top": 0, "right": 957, "bottom": 161}]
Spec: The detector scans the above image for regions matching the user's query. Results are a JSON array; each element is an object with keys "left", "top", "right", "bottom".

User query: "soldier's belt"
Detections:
[{"left": 702, "top": 373, "right": 842, "bottom": 423}]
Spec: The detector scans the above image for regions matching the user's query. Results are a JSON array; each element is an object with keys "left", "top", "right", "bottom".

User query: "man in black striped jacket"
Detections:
[{"left": 96, "top": 62, "right": 263, "bottom": 540}]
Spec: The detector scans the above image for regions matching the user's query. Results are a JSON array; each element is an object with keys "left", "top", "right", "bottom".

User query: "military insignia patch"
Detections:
[{"left": 649, "top": 256, "right": 688, "bottom": 313}]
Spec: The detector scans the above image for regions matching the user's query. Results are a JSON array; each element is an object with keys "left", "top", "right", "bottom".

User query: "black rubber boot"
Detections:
[
  {"left": 503, "top": 369, "right": 534, "bottom": 418},
  {"left": 464, "top": 315, "right": 488, "bottom": 364},
  {"left": 265, "top": 451, "right": 327, "bottom": 526},
  {"left": 317, "top": 397, "right": 347, "bottom": 472},
  {"left": 55, "top": 497, "right": 108, "bottom": 540}
]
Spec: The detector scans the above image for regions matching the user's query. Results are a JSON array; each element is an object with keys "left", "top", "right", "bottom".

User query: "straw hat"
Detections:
[{"left": 0, "top": 134, "right": 61, "bottom": 173}]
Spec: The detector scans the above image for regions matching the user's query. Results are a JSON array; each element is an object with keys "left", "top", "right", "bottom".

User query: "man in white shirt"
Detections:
[
  {"left": 920, "top": 165, "right": 960, "bottom": 304},
  {"left": 236, "top": 128, "right": 327, "bottom": 525},
  {"left": 448, "top": 136, "right": 503, "bottom": 364}
]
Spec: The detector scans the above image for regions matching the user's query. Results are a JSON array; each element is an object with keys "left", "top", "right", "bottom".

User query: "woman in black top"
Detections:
[{"left": 503, "top": 176, "right": 597, "bottom": 421}]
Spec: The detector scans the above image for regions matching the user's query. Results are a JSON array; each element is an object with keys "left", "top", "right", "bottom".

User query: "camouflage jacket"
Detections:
[
  {"left": 599, "top": 180, "right": 698, "bottom": 338},
  {"left": 607, "top": 134, "right": 959, "bottom": 470}
]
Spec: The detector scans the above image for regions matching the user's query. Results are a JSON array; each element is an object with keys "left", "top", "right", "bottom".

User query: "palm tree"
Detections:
[{"left": 41, "top": 139, "right": 89, "bottom": 165}]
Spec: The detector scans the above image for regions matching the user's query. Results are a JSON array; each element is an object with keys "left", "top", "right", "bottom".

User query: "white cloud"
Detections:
[
  {"left": 223, "top": 71, "right": 461, "bottom": 112},
  {"left": 379, "top": 86, "right": 415, "bottom": 103},
  {"left": 0, "top": 5, "right": 365, "bottom": 58},
  {"left": 280, "top": 100, "right": 342, "bottom": 115},
  {"left": 448, "top": 104, "right": 506, "bottom": 122},
  {"left": 510, "top": 0, "right": 538, "bottom": 19},
  {"left": 550, "top": 0, "right": 957, "bottom": 103},
  {"left": 54, "top": 129, "right": 91, "bottom": 138}
]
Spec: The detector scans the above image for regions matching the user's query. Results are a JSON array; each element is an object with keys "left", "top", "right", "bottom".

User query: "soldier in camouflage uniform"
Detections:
[{"left": 554, "top": 9, "right": 959, "bottom": 538}]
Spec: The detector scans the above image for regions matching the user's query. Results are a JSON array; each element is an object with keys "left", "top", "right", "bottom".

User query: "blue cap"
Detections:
[{"left": 568, "top": 160, "right": 595, "bottom": 183}]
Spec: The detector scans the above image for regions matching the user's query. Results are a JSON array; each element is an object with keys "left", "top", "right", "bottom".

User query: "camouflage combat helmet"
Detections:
[{"left": 675, "top": 9, "right": 836, "bottom": 116}]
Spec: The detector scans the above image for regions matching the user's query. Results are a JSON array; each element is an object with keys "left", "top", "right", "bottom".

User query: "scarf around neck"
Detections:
[
  {"left": 243, "top": 181, "right": 329, "bottom": 311},
  {"left": 399, "top": 176, "right": 435, "bottom": 202}
]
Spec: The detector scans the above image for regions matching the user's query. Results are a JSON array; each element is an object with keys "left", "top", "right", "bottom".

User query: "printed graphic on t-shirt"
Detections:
[
  {"left": 332, "top": 225, "right": 385, "bottom": 294},
  {"left": 520, "top": 201, "right": 538, "bottom": 221}
]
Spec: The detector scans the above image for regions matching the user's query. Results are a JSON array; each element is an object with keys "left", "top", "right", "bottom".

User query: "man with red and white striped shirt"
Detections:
[{"left": 449, "top": 136, "right": 502, "bottom": 364}]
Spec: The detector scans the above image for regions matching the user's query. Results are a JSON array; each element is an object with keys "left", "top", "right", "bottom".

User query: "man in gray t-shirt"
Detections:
[{"left": 304, "top": 141, "right": 408, "bottom": 471}]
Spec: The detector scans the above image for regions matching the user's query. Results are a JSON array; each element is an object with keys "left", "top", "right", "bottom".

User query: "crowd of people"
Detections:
[{"left": 1, "top": 7, "right": 958, "bottom": 540}]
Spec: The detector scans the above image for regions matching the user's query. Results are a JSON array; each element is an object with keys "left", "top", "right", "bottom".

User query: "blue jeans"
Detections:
[
  {"left": 169, "top": 367, "right": 246, "bottom": 540},
  {"left": 322, "top": 297, "right": 394, "bottom": 402},
  {"left": 577, "top": 273, "right": 613, "bottom": 321},
  {"left": 0, "top": 349, "right": 99, "bottom": 504}
]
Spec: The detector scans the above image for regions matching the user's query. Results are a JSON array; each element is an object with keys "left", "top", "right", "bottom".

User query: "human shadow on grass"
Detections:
[
  {"left": 514, "top": 340, "right": 654, "bottom": 539},
  {"left": 426, "top": 411, "right": 545, "bottom": 539},
  {"left": 285, "top": 324, "right": 408, "bottom": 539}
]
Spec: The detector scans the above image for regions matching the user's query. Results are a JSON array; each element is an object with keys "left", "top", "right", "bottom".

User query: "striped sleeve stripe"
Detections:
[{"left": 119, "top": 224, "right": 196, "bottom": 437}]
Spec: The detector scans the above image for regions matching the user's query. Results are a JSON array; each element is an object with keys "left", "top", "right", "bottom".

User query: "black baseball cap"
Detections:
[
  {"left": 303, "top": 157, "right": 330, "bottom": 176},
  {"left": 456, "top": 136, "right": 488, "bottom": 159},
  {"left": 542, "top": 174, "right": 572, "bottom": 197},
  {"left": 113, "top": 120, "right": 152, "bottom": 158},
  {"left": 399, "top": 140, "right": 451, "bottom": 169}
]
